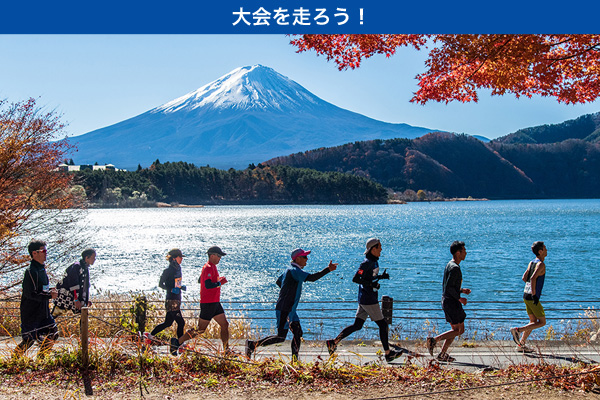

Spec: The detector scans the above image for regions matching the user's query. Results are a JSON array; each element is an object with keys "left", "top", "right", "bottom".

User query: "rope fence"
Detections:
[{"left": 1, "top": 297, "right": 599, "bottom": 323}]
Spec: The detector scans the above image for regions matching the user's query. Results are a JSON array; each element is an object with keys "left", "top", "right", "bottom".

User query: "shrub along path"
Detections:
[{"left": 0, "top": 338, "right": 599, "bottom": 399}]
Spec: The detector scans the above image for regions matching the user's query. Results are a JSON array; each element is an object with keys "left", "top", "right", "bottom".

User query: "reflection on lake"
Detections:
[{"left": 74, "top": 200, "right": 600, "bottom": 338}]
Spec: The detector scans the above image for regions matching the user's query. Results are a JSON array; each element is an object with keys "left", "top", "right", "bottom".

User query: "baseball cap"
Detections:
[
  {"left": 291, "top": 248, "right": 311, "bottom": 260},
  {"left": 168, "top": 248, "right": 185, "bottom": 258},
  {"left": 207, "top": 246, "right": 227, "bottom": 256},
  {"left": 364, "top": 238, "right": 381, "bottom": 254}
]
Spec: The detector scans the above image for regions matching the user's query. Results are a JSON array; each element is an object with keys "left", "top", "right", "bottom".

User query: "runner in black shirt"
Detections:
[
  {"left": 325, "top": 238, "right": 402, "bottom": 363},
  {"left": 426, "top": 241, "right": 471, "bottom": 362}
]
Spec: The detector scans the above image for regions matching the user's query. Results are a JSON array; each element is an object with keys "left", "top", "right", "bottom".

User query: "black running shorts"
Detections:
[
  {"left": 442, "top": 297, "right": 466, "bottom": 325},
  {"left": 199, "top": 302, "right": 225, "bottom": 321}
]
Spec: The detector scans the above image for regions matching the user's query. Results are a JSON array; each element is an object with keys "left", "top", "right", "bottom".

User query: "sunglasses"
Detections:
[{"left": 35, "top": 249, "right": 47, "bottom": 254}]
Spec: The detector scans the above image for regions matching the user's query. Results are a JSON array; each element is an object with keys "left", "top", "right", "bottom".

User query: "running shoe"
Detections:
[
  {"left": 170, "top": 337, "right": 180, "bottom": 356},
  {"left": 177, "top": 343, "right": 190, "bottom": 355},
  {"left": 245, "top": 339, "right": 255, "bottom": 358},
  {"left": 436, "top": 352, "right": 455, "bottom": 362},
  {"left": 385, "top": 349, "right": 403, "bottom": 363},
  {"left": 516, "top": 344, "right": 533, "bottom": 353},
  {"left": 143, "top": 332, "right": 155, "bottom": 346},
  {"left": 426, "top": 337, "right": 436, "bottom": 356},
  {"left": 326, "top": 339, "right": 337, "bottom": 355},
  {"left": 509, "top": 327, "right": 520, "bottom": 345}
]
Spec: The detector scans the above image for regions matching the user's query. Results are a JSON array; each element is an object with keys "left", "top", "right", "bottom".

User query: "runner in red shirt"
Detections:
[{"left": 172, "top": 246, "right": 229, "bottom": 355}]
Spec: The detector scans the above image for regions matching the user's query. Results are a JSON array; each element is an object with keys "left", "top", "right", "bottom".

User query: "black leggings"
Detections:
[
  {"left": 255, "top": 310, "right": 303, "bottom": 357},
  {"left": 151, "top": 310, "right": 185, "bottom": 338},
  {"left": 335, "top": 317, "right": 390, "bottom": 351}
]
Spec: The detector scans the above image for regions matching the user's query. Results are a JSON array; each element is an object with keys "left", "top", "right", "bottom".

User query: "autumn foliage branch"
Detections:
[
  {"left": 0, "top": 98, "right": 85, "bottom": 291},
  {"left": 289, "top": 34, "right": 600, "bottom": 105}
]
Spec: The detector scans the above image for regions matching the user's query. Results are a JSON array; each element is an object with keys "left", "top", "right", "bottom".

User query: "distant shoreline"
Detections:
[
  {"left": 156, "top": 202, "right": 205, "bottom": 208},
  {"left": 388, "top": 197, "right": 488, "bottom": 204},
  {"left": 86, "top": 198, "right": 490, "bottom": 208}
]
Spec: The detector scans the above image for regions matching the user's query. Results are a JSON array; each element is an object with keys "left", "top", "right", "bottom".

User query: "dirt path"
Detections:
[{"left": 1, "top": 382, "right": 599, "bottom": 400}]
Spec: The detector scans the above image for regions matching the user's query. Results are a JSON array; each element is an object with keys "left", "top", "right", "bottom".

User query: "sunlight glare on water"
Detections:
[{"left": 74, "top": 200, "right": 600, "bottom": 338}]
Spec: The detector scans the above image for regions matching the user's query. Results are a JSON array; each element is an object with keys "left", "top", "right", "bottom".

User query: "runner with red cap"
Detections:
[{"left": 245, "top": 248, "right": 337, "bottom": 361}]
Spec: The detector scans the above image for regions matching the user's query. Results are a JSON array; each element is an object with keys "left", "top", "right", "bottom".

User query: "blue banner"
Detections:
[{"left": 1, "top": 0, "right": 599, "bottom": 33}]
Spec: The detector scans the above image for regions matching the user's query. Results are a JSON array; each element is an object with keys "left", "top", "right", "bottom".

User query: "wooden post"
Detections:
[
  {"left": 80, "top": 306, "right": 93, "bottom": 395},
  {"left": 381, "top": 295, "right": 393, "bottom": 325},
  {"left": 134, "top": 295, "right": 147, "bottom": 335},
  {"left": 81, "top": 307, "right": 89, "bottom": 368}
]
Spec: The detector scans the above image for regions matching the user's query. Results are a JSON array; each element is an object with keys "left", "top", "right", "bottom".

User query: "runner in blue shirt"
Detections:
[{"left": 245, "top": 248, "right": 337, "bottom": 361}]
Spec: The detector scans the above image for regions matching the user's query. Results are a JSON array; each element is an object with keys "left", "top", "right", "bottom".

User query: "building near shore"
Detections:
[{"left": 57, "top": 163, "right": 117, "bottom": 172}]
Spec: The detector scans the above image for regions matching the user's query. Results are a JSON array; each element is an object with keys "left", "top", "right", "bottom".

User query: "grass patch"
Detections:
[
  {"left": 0, "top": 291, "right": 252, "bottom": 340},
  {"left": 1, "top": 345, "right": 599, "bottom": 395}
]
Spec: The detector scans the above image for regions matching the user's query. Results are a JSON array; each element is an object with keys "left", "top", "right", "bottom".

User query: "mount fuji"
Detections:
[{"left": 67, "top": 65, "right": 439, "bottom": 169}]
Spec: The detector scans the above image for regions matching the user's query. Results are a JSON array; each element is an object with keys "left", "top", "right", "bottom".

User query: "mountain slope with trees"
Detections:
[
  {"left": 493, "top": 112, "right": 600, "bottom": 144},
  {"left": 266, "top": 131, "right": 600, "bottom": 199}
]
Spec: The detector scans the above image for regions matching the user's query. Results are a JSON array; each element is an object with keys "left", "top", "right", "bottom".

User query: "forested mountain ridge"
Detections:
[
  {"left": 266, "top": 131, "right": 600, "bottom": 199},
  {"left": 493, "top": 112, "right": 600, "bottom": 144}
]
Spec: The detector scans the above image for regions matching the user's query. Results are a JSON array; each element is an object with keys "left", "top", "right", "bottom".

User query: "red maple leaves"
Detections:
[{"left": 290, "top": 34, "right": 600, "bottom": 105}]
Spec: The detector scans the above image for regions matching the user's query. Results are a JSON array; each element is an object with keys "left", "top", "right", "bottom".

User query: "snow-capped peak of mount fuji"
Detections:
[
  {"left": 154, "top": 65, "right": 322, "bottom": 113},
  {"left": 68, "top": 65, "right": 438, "bottom": 169}
]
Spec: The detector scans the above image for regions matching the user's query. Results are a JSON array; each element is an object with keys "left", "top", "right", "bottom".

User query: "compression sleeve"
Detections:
[
  {"left": 205, "top": 279, "right": 221, "bottom": 289},
  {"left": 305, "top": 266, "right": 331, "bottom": 282}
]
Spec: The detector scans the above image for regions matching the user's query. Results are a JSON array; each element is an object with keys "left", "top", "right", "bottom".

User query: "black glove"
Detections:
[
  {"left": 380, "top": 269, "right": 390, "bottom": 280},
  {"left": 372, "top": 282, "right": 380, "bottom": 290},
  {"left": 533, "top": 295, "right": 539, "bottom": 305}
]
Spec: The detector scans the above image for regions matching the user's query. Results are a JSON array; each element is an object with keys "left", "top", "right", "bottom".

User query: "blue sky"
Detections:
[{"left": 1, "top": 34, "right": 599, "bottom": 140}]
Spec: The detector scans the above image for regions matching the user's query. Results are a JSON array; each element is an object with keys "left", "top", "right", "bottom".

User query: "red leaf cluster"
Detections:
[{"left": 290, "top": 34, "right": 600, "bottom": 104}]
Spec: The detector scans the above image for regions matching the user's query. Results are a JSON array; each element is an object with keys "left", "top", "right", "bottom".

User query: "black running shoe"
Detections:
[
  {"left": 245, "top": 339, "right": 255, "bottom": 358},
  {"left": 326, "top": 339, "right": 337, "bottom": 355},
  {"left": 170, "top": 337, "right": 180, "bottom": 356},
  {"left": 385, "top": 349, "right": 403, "bottom": 363},
  {"left": 436, "top": 352, "right": 455, "bottom": 362}
]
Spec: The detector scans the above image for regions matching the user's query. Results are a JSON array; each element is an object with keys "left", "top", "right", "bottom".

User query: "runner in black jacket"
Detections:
[
  {"left": 13, "top": 240, "right": 59, "bottom": 358},
  {"left": 144, "top": 248, "right": 186, "bottom": 348},
  {"left": 52, "top": 248, "right": 96, "bottom": 316},
  {"left": 325, "top": 238, "right": 402, "bottom": 363}
]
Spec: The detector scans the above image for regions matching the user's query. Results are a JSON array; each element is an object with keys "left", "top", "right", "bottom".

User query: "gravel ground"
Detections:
[{"left": 1, "top": 381, "right": 599, "bottom": 400}]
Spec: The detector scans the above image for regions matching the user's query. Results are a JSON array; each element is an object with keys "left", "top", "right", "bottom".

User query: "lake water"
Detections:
[{"left": 72, "top": 200, "right": 600, "bottom": 339}]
